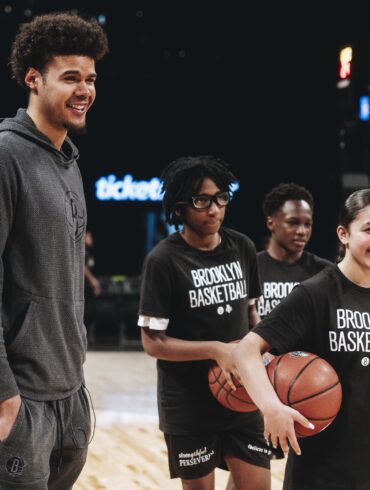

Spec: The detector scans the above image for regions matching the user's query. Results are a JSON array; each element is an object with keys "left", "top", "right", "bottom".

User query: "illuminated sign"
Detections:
[
  {"left": 95, "top": 174, "right": 240, "bottom": 202},
  {"left": 96, "top": 174, "right": 162, "bottom": 201},
  {"left": 339, "top": 46, "right": 352, "bottom": 80},
  {"left": 359, "top": 96, "right": 370, "bottom": 121}
]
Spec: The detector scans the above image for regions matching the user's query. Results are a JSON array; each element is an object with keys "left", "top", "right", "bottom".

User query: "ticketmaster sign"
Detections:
[
  {"left": 95, "top": 174, "right": 239, "bottom": 202},
  {"left": 96, "top": 174, "right": 162, "bottom": 201}
]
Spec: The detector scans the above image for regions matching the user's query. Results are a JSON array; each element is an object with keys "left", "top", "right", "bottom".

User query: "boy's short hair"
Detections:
[
  {"left": 262, "top": 182, "right": 314, "bottom": 218},
  {"left": 10, "top": 11, "right": 109, "bottom": 89}
]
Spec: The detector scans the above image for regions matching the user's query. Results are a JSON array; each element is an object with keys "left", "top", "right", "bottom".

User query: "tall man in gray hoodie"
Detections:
[{"left": 0, "top": 11, "right": 108, "bottom": 489}]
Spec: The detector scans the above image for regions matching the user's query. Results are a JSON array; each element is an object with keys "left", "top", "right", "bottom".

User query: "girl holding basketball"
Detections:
[
  {"left": 233, "top": 188, "right": 370, "bottom": 489},
  {"left": 138, "top": 156, "right": 275, "bottom": 490}
]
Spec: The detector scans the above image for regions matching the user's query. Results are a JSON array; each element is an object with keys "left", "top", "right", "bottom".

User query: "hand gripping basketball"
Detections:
[
  {"left": 208, "top": 361, "right": 258, "bottom": 413},
  {"left": 208, "top": 345, "right": 274, "bottom": 413}
]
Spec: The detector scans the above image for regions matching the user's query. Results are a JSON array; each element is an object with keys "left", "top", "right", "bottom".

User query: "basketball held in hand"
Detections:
[
  {"left": 266, "top": 351, "right": 342, "bottom": 437},
  {"left": 208, "top": 363, "right": 258, "bottom": 413}
]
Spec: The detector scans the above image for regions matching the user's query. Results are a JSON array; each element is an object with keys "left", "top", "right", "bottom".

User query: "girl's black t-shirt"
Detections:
[
  {"left": 254, "top": 265, "right": 370, "bottom": 489},
  {"left": 139, "top": 227, "right": 263, "bottom": 435}
]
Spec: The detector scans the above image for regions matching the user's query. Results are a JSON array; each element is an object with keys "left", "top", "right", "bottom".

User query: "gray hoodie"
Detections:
[{"left": 0, "top": 108, "right": 87, "bottom": 401}]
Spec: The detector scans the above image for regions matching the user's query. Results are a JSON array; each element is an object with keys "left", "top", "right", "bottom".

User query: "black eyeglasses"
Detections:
[{"left": 176, "top": 191, "right": 230, "bottom": 210}]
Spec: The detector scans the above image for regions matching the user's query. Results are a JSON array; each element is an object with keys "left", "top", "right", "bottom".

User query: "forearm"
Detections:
[
  {"left": 0, "top": 332, "right": 19, "bottom": 400},
  {"left": 84, "top": 266, "right": 96, "bottom": 286},
  {"left": 0, "top": 159, "right": 20, "bottom": 400},
  {"left": 0, "top": 268, "right": 19, "bottom": 400},
  {"left": 248, "top": 302, "right": 261, "bottom": 328},
  {"left": 233, "top": 332, "right": 315, "bottom": 454},
  {"left": 232, "top": 332, "right": 281, "bottom": 413},
  {"left": 141, "top": 328, "right": 223, "bottom": 362}
]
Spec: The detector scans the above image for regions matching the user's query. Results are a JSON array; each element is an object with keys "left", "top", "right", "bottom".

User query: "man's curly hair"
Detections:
[
  {"left": 262, "top": 182, "right": 314, "bottom": 217},
  {"left": 10, "top": 11, "right": 109, "bottom": 89},
  {"left": 160, "top": 155, "right": 238, "bottom": 229}
]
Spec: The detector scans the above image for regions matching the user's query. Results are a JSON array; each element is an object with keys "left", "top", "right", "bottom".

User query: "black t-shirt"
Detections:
[
  {"left": 256, "top": 250, "right": 332, "bottom": 319},
  {"left": 254, "top": 265, "right": 370, "bottom": 490},
  {"left": 139, "top": 227, "right": 263, "bottom": 435}
]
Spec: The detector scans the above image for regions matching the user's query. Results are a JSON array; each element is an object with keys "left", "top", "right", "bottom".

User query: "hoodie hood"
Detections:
[{"left": 0, "top": 108, "right": 79, "bottom": 167}]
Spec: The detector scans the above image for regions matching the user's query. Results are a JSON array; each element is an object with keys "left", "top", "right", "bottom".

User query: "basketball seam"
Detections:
[
  {"left": 290, "top": 380, "right": 341, "bottom": 408},
  {"left": 216, "top": 377, "right": 229, "bottom": 400},
  {"left": 287, "top": 356, "right": 319, "bottom": 404},
  {"left": 272, "top": 354, "right": 284, "bottom": 389},
  {"left": 225, "top": 391, "right": 255, "bottom": 405},
  {"left": 298, "top": 415, "right": 336, "bottom": 422}
]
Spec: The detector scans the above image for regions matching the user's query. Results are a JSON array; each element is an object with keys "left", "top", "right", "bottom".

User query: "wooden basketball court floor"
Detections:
[{"left": 75, "top": 351, "right": 286, "bottom": 489}]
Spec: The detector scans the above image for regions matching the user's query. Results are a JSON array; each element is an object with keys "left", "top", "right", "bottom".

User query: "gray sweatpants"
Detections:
[{"left": 0, "top": 385, "right": 91, "bottom": 489}]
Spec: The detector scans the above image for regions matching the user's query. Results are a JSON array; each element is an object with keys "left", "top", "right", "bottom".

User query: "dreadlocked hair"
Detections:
[
  {"left": 262, "top": 182, "right": 314, "bottom": 217},
  {"left": 160, "top": 155, "right": 238, "bottom": 230}
]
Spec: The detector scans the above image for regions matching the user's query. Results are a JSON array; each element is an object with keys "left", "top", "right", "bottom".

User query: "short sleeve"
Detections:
[
  {"left": 137, "top": 316, "right": 169, "bottom": 330},
  {"left": 253, "top": 284, "right": 315, "bottom": 354},
  {"left": 138, "top": 254, "right": 172, "bottom": 319}
]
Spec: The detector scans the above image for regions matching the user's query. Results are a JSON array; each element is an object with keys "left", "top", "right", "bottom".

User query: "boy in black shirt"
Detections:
[
  {"left": 257, "top": 182, "right": 331, "bottom": 319},
  {"left": 233, "top": 189, "right": 370, "bottom": 490},
  {"left": 139, "top": 156, "right": 272, "bottom": 489}
]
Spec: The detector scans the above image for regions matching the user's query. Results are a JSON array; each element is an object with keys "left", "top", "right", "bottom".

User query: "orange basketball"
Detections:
[
  {"left": 266, "top": 351, "right": 342, "bottom": 437},
  {"left": 208, "top": 362, "right": 258, "bottom": 413}
]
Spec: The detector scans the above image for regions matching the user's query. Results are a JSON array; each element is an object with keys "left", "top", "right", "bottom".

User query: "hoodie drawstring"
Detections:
[
  {"left": 51, "top": 399, "right": 64, "bottom": 473},
  {"left": 82, "top": 383, "right": 96, "bottom": 445},
  {"left": 49, "top": 385, "right": 95, "bottom": 473}
]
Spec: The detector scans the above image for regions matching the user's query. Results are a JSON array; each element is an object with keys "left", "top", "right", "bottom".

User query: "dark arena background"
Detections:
[{"left": 1, "top": 2, "right": 370, "bottom": 348}]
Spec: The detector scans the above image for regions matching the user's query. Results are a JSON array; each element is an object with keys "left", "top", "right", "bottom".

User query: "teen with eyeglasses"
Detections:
[{"left": 138, "top": 155, "right": 275, "bottom": 490}]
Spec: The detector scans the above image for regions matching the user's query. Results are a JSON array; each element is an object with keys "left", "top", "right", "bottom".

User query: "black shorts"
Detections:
[{"left": 164, "top": 422, "right": 273, "bottom": 480}]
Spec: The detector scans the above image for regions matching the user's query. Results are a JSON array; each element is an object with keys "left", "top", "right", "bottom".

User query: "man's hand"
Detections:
[
  {"left": 0, "top": 394, "right": 22, "bottom": 441},
  {"left": 90, "top": 277, "right": 101, "bottom": 296}
]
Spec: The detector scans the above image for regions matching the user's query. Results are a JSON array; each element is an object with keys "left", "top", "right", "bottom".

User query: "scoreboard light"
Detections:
[{"left": 339, "top": 46, "right": 352, "bottom": 80}]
